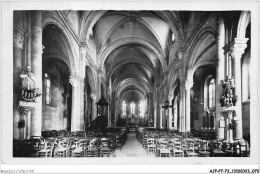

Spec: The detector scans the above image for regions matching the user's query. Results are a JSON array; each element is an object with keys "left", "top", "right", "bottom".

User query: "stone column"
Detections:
[
  {"left": 111, "top": 91, "right": 116, "bottom": 126},
  {"left": 215, "top": 17, "right": 225, "bottom": 139},
  {"left": 79, "top": 46, "right": 87, "bottom": 131},
  {"left": 107, "top": 88, "right": 111, "bottom": 127},
  {"left": 173, "top": 96, "right": 178, "bottom": 130},
  {"left": 13, "top": 29, "right": 25, "bottom": 139},
  {"left": 159, "top": 103, "right": 163, "bottom": 129},
  {"left": 185, "top": 81, "right": 192, "bottom": 133},
  {"left": 176, "top": 95, "right": 181, "bottom": 132},
  {"left": 97, "top": 71, "right": 102, "bottom": 101},
  {"left": 90, "top": 93, "right": 97, "bottom": 120},
  {"left": 69, "top": 76, "right": 81, "bottom": 131},
  {"left": 30, "top": 11, "right": 42, "bottom": 137},
  {"left": 178, "top": 51, "right": 186, "bottom": 133},
  {"left": 168, "top": 95, "right": 174, "bottom": 130},
  {"left": 115, "top": 96, "right": 120, "bottom": 126},
  {"left": 230, "top": 38, "right": 248, "bottom": 140},
  {"left": 148, "top": 93, "right": 154, "bottom": 127}
]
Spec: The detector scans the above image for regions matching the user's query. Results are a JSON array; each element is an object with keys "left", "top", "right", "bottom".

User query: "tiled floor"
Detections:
[{"left": 112, "top": 132, "right": 155, "bottom": 157}]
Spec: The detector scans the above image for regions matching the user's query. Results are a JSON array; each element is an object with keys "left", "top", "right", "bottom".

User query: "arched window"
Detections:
[
  {"left": 130, "top": 103, "right": 135, "bottom": 115},
  {"left": 122, "top": 101, "right": 126, "bottom": 115},
  {"left": 204, "top": 75, "right": 215, "bottom": 109},
  {"left": 44, "top": 73, "right": 51, "bottom": 105},
  {"left": 208, "top": 78, "right": 215, "bottom": 108}
]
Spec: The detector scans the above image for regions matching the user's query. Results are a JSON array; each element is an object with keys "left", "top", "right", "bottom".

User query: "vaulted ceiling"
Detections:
[{"left": 92, "top": 11, "right": 173, "bottom": 103}]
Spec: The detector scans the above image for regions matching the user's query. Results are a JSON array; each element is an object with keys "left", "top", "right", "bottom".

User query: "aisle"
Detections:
[{"left": 113, "top": 132, "right": 155, "bottom": 157}]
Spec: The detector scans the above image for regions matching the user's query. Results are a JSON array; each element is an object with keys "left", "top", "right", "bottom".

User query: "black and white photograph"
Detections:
[{"left": 1, "top": 1, "right": 259, "bottom": 173}]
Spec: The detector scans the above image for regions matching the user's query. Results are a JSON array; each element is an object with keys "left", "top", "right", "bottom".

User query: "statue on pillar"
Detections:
[{"left": 220, "top": 75, "right": 237, "bottom": 107}]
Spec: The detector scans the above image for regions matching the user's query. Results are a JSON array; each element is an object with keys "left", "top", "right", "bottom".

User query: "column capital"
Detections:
[
  {"left": 69, "top": 76, "right": 80, "bottom": 87},
  {"left": 13, "top": 30, "right": 25, "bottom": 49},
  {"left": 185, "top": 80, "right": 193, "bottom": 90},
  {"left": 90, "top": 93, "right": 96, "bottom": 100},
  {"left": 97, "top": 70, "right": 102, "bottom": 78},
  {"left": 230, "top": 38, "right": 249, "bottom": 59},
  {"left": 168, "top": 94, "right": 174, "bottom": 100},
  {"left": 80, "top": 46, "right": 87, "bottom": 55}
]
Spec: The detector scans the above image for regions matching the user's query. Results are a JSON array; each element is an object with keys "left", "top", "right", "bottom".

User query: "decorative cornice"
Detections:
[
  {"left": 69, "top": 76, "right": 80, "bottom": 87},
  {"left": 185, "top": 80, "right": 193, "bottom": 90},
  {"left": 230, "top": 38, "right": 249, "bottom": 59},
  {"left": 13, "top": 30, "right": 24, "bottom": 49}
]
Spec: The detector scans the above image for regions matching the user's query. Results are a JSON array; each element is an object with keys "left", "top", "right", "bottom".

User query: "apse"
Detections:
[{"left": 120, "top": 89, "right": 145, "bottom": 103}]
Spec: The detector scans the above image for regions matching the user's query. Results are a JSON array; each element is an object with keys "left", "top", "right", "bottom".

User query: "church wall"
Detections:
[{"left": 42, "top": 65, "right": 67, "bottom": 131}]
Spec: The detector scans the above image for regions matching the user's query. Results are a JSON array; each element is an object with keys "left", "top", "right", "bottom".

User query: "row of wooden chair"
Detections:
[{"left": 141, "top": 136, "right": 212, "bottom": 157}]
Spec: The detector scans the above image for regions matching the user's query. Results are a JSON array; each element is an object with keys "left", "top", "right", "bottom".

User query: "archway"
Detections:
[{"left": 42, "top": 24, "right": 74, "bottom": 132}]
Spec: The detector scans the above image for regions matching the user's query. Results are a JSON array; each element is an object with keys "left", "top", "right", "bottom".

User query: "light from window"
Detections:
[
  {"left": 44, "top": 73, "right": 51, "bottom": 105},
  {"left": 209, "top": 78, "right": 215, "bottom": 108},
  {"left": 122, "top": 101, "right": 126, "bottom": 115},
  {"left": 139, "top": 101, "right": 145, "bottom": 117},
  {"left": 130, "top": 103, "right": 135, "bottom": 115}
]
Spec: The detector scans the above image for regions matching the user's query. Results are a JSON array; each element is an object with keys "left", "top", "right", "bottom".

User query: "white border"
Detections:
[{"left": 1, "top": 0, "right": 260, "bottom": 173}]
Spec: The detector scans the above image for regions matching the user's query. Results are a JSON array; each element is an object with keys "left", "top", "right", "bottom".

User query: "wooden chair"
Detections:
[
  {"left": 156, "top": 141, "right": 168, "bottom": 157},
  {"left": 172, "top": 142, "right": 184, "bottom": 157},
  {"left": 37, "top": 141, "right": 54, "bottom": 158},
  {"left": 159, "top": 144, "right": 170, "bottom": 157},
  {"left": 147, "top": 138, "right": 156, "bottom": 154},
  {"left": 86, "top": 144, "right": 99, "bottom": 157},
  {"left": 212, "top": 141, "right": 225, "bottom": 157},
  {"left": 54, "top": 140, "right": 69, "bottom": 158},
  {"left": 100, "top": 140, "right": 112, "bottom": 157},
  {"left": 72, "top": 141, "right": 85, "bottom": 157},
  {"left": 186, "top": 143, "right": 198, "bottom": 157},
  {"left": 198, "top": 140, "right": 210, "bottom": 157}
]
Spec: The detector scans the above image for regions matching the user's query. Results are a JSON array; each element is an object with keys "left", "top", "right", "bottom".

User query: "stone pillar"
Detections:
[
  {"left": 215, "top": 17, "right": 225, "bottom": 139},
  {"left": 79, "top": 47, "right": 86, "bottom": 131},
  {"left": 13, "top": 29, "right": 25, "bottom": 139},
  {"left": 173, "top": 96, "right": 178, "bottom": 130},
  {"left": 115, "top": 96, "right": 120, "bottom": 126},
  {"left": 230, "top": 38, "right": 248, "bottom": 140},
  {"left": 30, "top": 11, "right": 42, "bottom": 137},
  {"left": 111, "top": 91, "right": 116, "bottom": 126},
  {"left": 178, "top": 51, "right": 186, "bottom": 133},
  {"left": 90, "top": 93, "right": 97, "bottom": 120},
  {"left": 148, "top": 93, "right": 154, "bottom": 127},
  {"left": 69, "top": 76, "right": 80, "bottom": 131},
  {"left": 97, "top": 71, "right": 102, "bottom": 101},
  {"left": 159, "top": 103, "right": 163, "bottom": 129},
  {"left": 176, "top": 95, "right": 181, "bottom": 132},
  {"left": 168, "top": 95, "right": 174, "bottom": 130},
  {"left": 107, "top": 88, "right": 111, "bottom": 127},
  {"left": 185, "top": 81, "right": 192, "bottom": 133}
]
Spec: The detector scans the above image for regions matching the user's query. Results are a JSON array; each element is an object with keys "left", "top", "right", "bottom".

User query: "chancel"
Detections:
[{"left": 13, "top": 10, "right": 251, "bottom": 158}]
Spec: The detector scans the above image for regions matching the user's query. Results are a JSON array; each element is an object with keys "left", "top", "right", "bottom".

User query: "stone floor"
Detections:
[{"left": 112, "top": 132, "right": 155, "bottom": 157}]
